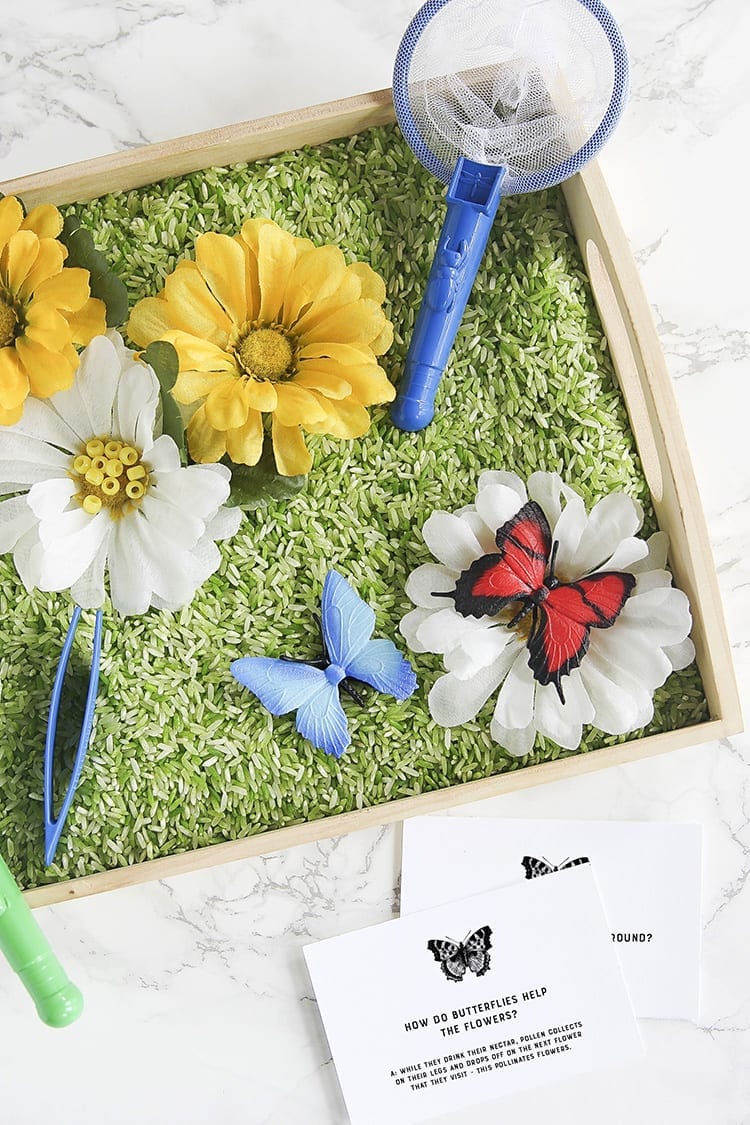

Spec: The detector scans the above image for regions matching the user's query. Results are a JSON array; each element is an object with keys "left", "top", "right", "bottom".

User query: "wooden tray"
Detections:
[{"left": 2, "top": 89, "right": 741, "bottom": 909}]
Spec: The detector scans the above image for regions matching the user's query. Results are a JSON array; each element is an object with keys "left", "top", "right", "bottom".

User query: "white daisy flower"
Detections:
[
  {"left": 0, "top": 332, "right": 242, "bottom": 615},
  {"left": 400, "top": 470, "right": 695, "bottom": 757}
]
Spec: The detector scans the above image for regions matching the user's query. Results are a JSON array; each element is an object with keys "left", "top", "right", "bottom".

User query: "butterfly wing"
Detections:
[
  {"left": 230, "top": 657, "right": 327, "bottom": 715},
  {"left": 345, "top": 638, "right": 417, "bottom": 701},
  {"left": 295, "top": 682, "right": 351, "bottom": 759},
  {"left": 560, "top": 857, "right": 590, "bottom": 870},
  {"left": 521, "top": 856, "right": 555, "bottom": 879},
  {"left": 527, "top": 571, "right": 635, "bottom": 699},
  {"left": 320, "top": 570, "right": 375, "bottom": 669},
  {"left": 452, "top": 501, "right": 551, "bottom": 618},
  {"left": 427, "top": 938, "right": 467, "bottom": 983},
  {"left": 463, "top": 926, "right": 492, "bottom": 977}
]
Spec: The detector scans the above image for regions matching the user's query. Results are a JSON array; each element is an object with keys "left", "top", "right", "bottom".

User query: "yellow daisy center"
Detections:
[
  {"left": 236, "top": 327, "right": 294, "bottom": 381},
  {"left": 70, "top": 437, "right": 150, "bottom": 518},
  {"left": 0, "top": 298, "right": 19, "bottom": 348}
]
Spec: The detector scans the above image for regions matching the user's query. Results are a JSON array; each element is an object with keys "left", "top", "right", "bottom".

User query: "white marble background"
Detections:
[{"left": 0, "top": 1, "right": 748, "bottom": 1122}]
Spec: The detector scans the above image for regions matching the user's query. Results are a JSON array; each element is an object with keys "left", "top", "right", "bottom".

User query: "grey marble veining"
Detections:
[{"left": 0, "top": 1, "right": 748, "bottom": 1122}]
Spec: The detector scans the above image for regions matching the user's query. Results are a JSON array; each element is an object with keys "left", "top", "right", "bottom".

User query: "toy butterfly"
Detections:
[
  {"left": 231, "top": 570, "right": 417, "bottom": 759},
  {"left": 447, "top": 500, "right": 635, "bottom": 703},
  {"left": 427, "top": 926, "right": 493, "bottom": 983},
  {"left": 522, "top": 855, "right": 590, "bottom": 879}
]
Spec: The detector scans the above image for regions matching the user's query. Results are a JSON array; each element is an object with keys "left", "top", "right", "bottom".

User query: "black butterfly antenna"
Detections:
[{"left": 279, "top": 612, "right": 330, "bottom": 670}]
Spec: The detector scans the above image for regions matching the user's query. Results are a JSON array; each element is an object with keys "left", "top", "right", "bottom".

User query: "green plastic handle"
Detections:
[{"left": 0, "top": 854, "right": 83, "bottom": 1027}]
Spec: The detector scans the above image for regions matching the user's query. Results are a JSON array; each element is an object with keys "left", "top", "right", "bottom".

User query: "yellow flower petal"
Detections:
[
  {"left": 205, "top": 379, "right": 249, "bottom": 431},
  {"left": 21, "top": 204, "right": 63, "bottom": 240},
  {"left": 0, "top": 399, "right": 25, "bottom": 426},
  {"left": 127, "top": 296, "right": 173, "bottom": 347},
  {"left": 15, "top": 336, "right": 75, "bottom": 398},
  {"left": 257, "top": 222, "right": 297, "bottom": 323},
  {"left": 305, "top": 395, "right": 371, "bottom": 439},
  {"left": 346, "top": 261, "right": 386, "bottom": 304},
  {"left": 292, "top": 366, "right": 352, "bottom": 400},
  {"left": 298, "top": 341, "right": 379, "bottom": 365},
  {"left": 225, "top": 410, "right": 264, "bottom": 465},
  {"left": 2, "top": 230, "right": 41, "bottom": 292},
  {"left": 24, "top": 301, "right": 73, "bottom": 353},
  {"left": 63, "top": 297, "right": 107, "bottom": 346},
  {"left": 18, "top": 239, "right": 67, "bottom": 299},
  {"left": 369, "top": 319, "right": 394, "bottom": 356},
  {"left": 0, "top": 196, "right": 24, "bottom": 255},
  {"left": 163, "top": 261, "right": 234, "bottom": 344},
  {"left": 161, "top": 330, "right": 236, "bottom": 375},
  {"left": 173, "top": 367, "right": 235, "bottom": 404},
  {"left": 195, "top": 232, "right": 248, "bottom": 325},
  {"left": 0, "top": 347, "right": 30, "bottom": 411},
  {"left": 33, "top": 265, "right": 91, "bottom": 311},
  {"left": 292, "top": 272, "right": 362, "bottom": 338},
  {"left": 302, "top": 299, "right": 388, "bottom": 349},
  {"left": 298, "top": 357, "right": 395, "bottom": 405},
  {"left": 238, "top": 218, "right": 274, "bottom": 321},
  {"left": 273, "top": 383, "right": 328, "bottom": 427},
  {"left": 271, "top": 417, "right": 312, "bottom": 476},
  {"left": 187, "top": 404, "right": 228, "bottom": 463},
  {"left": 282, "top": 244, "right": 347, "bottom": 326},
  {"left": 241, "top": 378, "right": 278, "bottom": 413}
]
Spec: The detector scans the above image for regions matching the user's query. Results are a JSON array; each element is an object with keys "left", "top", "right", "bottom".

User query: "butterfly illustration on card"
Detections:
[
  {"left": 427, "top": 925, "right": 492, "bottom": 983},
  {"left": 521, "top": 855, "right": 590, "bottom": 880},
  {"left": 231, "top": 570, "right": 417, "bottom": 759},
  {"left": 442, "top": 500, "right": 636, "bottom": 703}
]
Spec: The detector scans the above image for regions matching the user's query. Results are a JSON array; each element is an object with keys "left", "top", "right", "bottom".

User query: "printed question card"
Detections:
[
  {"left": 304, "top": 865, "right": 642, "bottom": 1125},
  {"left": 401, "top": 816, "right": 702, "bottom": 1020}
]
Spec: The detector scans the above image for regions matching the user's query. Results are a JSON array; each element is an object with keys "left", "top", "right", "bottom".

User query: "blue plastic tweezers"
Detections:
[{"left": 43, "top": 606, "right": 103, "bottom": 866}]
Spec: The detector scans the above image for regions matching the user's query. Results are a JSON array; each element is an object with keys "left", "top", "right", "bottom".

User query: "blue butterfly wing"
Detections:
[
  {"left": 230, "top": 657, "right": 326, "bottom": 714},
  {"left": 346, "top": 638, "right": 417, "bottom": 701},
  {"left": 295, "top": 683, "right": 351, "bottom": 758},
  {"left": 321, "top": 570, "right": 375, "bottom": 669}
]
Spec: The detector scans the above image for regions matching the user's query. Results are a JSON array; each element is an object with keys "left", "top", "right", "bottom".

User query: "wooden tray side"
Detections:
[
  {"left": 0, "top": 89, "right": 736, "bottom": 907},
  {"left": 562, "top": 169, "right": 742, "bottom": 736}
]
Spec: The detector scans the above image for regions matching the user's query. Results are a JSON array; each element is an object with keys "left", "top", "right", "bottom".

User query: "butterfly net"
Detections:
[{"left": 394, "top": 0, "right": 627, "bottom": 193}]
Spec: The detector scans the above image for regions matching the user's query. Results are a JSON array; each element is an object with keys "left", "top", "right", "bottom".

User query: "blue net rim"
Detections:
[{"left": 392, "top": 0, "right": 630, "bottom": 194}]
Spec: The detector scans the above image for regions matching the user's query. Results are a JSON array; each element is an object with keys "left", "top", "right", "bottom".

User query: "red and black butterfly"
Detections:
[{"left": 446, "top": 501, "right": 635, "bottom": 703}]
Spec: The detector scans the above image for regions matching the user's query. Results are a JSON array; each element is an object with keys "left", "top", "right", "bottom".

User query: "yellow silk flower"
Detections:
[
  {"left": 127, "top": 217, "right": 395, "bottom": 476},
  {"left": 0, "top": 195, "right": 107, "bottom": 425}
]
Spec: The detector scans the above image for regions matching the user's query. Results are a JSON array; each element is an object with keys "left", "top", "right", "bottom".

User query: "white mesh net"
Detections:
[{"left": 403, "top": 0, "right": 618, "bottom": 184}]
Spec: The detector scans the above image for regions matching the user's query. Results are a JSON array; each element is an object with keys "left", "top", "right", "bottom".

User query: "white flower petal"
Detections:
[
  {"left": 140, "top": 493, "right": 206, "bottom": 550},
  {"left": 38, "top": 511, "right": 109, "bottom": 590},
  {"left": 477, "top": 470, "right": 526, "bottom": 503},
  {"left": 0, "top": 432, "right": 70, "bottom": 491},
  {"left": 70, "top": 539, "right": 109, "bottom": 609},
  {"left": 113, "top": 361, "right": 159, "bottom": 448},
  {"left": 534, "top": 672, "right": 592, "bottom": 749},
  {"left": 589, "top": 621, "right": 673, "bottom": 690},
  {"left": 550, "top": 492, "right": 588, "bottom": 570},
  {"left": 620, "top": 586, "right": 692, "bottom": 648},
  {"left": 580, "top": 657, "right": 646, "bottom": 734},
  {"left": 584, "top": 644, "right": 655, "bottom": 728},
  {"left": 597, "top": 536, "right": 649, "bottom": 573},
  {"left": 489, "top": 717, "right": 536, "bottom": 756},
  {"left": 405, "top": 563, "right": 457, "bottom": 609},
  {"left": 444, "top": 628, "right": 514, "bottom": 679},
  {"left": 632, "top": 531, "right": 669, "bottom": 573},
  {"left": 12, "top": 525, "right": 45, "bottom": 590},
  {"left": 633, "top": 568, "right": 673, "bottom": 594},
  {"left": 0, "top": 495, "right": 38, "bottom": 553},
  {"left": 458, "top": 509, "right": 497, "bottom": 553},
  {"left": 570, "top": 492, "right": 643, "bottom": 574},
  {"left": 204, "top": 504, "right": 242, "bottom": 541},
  {"left": 422, "top": 511, "right": 484, "bottom": 571},
  {"left": 27, "top": 477, "right": 76, "bottom": 521},
  {"left": 527, "top": 471, "right": 568, "bottom": 526},
  {"left": 493, "top": 650, "right": 536, "bottom": 729},
  {"left": 108, "top": 519, "right": 152, "bottom": 616},
  {"left": 428, "top": 646, "right": 517, "bottom": 727},
  {"left": 417, "top": 607, "right": 490, "bottom": 655},
  {"left": 151, "top": 464, "right": 231, "bottom": 521},
  {"left": 399, "top": 608, "right": 434, "bottom": 653},
  {"left": 664, "top": 637, "right": 695, "bottom": 671},
  {"left": 5, "top": 396, "right": 80, "bottom": 452},
  {"left": 475, "top": 484, "right": 525, "bottom": 537},
  {"left": 143, "top": 433, "right": 182, "bottom": 474},
  {"left": 73, "top": 333, "right": 123, "bottom": 435}
]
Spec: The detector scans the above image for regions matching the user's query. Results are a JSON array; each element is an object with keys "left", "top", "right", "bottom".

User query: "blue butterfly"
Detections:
[{"left": 230, "top": 570, "right": 418, "bottom": 758}]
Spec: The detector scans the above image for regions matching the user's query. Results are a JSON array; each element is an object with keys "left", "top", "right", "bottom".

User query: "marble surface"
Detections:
[{"left": 1, "top": 1, "right": 748, "bottom": 1122}]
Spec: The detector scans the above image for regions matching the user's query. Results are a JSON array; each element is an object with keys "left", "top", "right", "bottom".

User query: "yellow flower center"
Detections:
[
  {"left": 236, "top": 327, "right": 294, "bottom": 381},
  {"left": 0, "top": 299, "right": 19, "bottom": 348},
  {"left": 70, "top": 437, "right": 150, "bottom": 518}
]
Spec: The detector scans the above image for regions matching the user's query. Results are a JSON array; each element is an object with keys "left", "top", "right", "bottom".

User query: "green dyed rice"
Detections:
[{"left": 0, "top": 125, "right": 707, "bottom": 889}]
